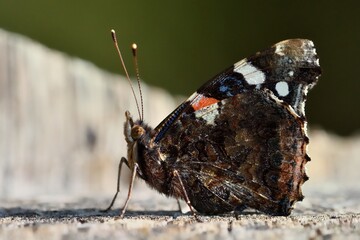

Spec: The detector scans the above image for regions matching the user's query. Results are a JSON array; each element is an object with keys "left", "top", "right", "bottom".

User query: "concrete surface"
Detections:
[{"left": 0, "top": 189, "right": 359, "bottom": 240}]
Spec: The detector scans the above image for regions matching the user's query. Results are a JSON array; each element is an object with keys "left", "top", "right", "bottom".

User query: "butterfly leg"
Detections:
[
  {"left": 227, "top": 220, "right": 233, "bottom": 232},
  {"left": 176, "top": 198, "right": 183, "bottom": 213},
  {"left": 173, "top": 170, "right": 202, "bottom": 222},
  {"left": 119, "top": 163, "right": 138, "bottom": 218},
  {"left": 102, "top": 157, "right": 129, "bottom": 212},
  {"left": 233, "top": 205, "right": 246, "bottom": 220}
]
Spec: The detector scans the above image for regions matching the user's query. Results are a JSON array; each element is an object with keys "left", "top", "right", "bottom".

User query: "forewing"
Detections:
[{"left": 154, "top": 39, "right": 320, "bottom": 142}]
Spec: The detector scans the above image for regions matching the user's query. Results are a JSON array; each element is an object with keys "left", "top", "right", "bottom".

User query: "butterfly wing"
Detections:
[
  {"left": 155, "top": 39, "right": 320, "bottom": 138},
  {"left": 152, "top": 39, "right": 320, "bottom": 215}
]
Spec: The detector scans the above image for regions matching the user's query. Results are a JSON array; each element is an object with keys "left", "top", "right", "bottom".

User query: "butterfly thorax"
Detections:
[{"left": 124, "top": 111, "right": 170, "bottom": 193}]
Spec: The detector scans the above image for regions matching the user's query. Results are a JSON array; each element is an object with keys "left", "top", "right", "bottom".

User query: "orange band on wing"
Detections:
[{"left": 192, "top": 96, "right": 220, "bottom": 111}]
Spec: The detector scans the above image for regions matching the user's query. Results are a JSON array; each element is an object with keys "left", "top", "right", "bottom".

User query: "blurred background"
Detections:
[
  {"left": 0, "top": 1, "right": 359, "bottom": 202},
  {"left": 0, "top": 0, "right": 359, "bottom": 136}
]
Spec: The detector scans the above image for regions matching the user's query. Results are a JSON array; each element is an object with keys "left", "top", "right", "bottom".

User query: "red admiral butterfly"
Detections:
[{"left": 105, "top": 31, "right": 321, "bottom": 219}]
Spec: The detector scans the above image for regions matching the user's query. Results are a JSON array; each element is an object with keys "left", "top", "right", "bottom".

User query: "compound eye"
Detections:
[{"left": 131, "top": 125, "right": 145, "bottom": 140}]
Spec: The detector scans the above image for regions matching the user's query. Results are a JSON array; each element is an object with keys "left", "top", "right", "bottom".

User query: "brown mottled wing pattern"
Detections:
[{"left": 158, "top": 90, "right": 308, "bottom": 215}]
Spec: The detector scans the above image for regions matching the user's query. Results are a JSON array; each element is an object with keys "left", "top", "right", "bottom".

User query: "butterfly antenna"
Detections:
[
  {"left": 131, "top": 43, "right": 144, "bottom": 121},
  {"left": 111, "top": 29, "right": 141, "bottom": 120}
]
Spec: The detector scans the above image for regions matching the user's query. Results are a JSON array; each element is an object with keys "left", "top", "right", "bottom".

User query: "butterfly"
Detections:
[{"left": 105, "top": 33, "right": 321, "bottom": 219}]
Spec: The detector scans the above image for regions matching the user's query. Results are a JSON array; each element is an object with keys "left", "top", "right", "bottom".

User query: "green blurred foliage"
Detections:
[{"left": 0, "top": 0, "right": 359, "bottom": 135}]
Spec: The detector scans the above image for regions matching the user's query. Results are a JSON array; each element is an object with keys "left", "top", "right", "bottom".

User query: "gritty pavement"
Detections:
[{"left": 0, "top": 189, "right": 359, "bottom": 240}]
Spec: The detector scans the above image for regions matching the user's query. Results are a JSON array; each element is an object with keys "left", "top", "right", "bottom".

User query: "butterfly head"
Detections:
[
  {"left": 124, "top": 110, "right": 146, "bottom": 140},
  {"left": 124, "top": 111, "right": 146, "bottom": 169}
]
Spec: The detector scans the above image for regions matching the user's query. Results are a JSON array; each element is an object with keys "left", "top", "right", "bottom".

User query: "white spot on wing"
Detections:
[
  {"left": 275, "top": 43, "right": 285, "bottom": 56},
  {"left": 275, "top": 81, "right": 289, "bottom": 97},
  {"left": 292, "top": 84, "right": 308, "bottom": 117},
  {"left": 292, "top": 85, "right": 302, "bottom": 111},
  {"left": 194, "top": 103, "right": 219, "bottom": 125},
  {"left": 234, "top": 60, "right": 265, "bottom": 85},
  {"left": 187, "top": 91, "right": 199, "bottom": 102},
  {"left": 299, "top": 85, "right": 309, "bottom": 116}
]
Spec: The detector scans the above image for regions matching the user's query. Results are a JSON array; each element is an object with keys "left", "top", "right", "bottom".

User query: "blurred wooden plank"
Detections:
[{"left": 0, "top": 28, "right": 180, "bottom": 198}]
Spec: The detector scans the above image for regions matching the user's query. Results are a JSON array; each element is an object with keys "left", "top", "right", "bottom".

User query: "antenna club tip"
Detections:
[
  {"left": 132, "top": 43, "right": 138, "bottom": 56},
  {"left": 110, "top": 29, "right": 117, "bottom": 42}
]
